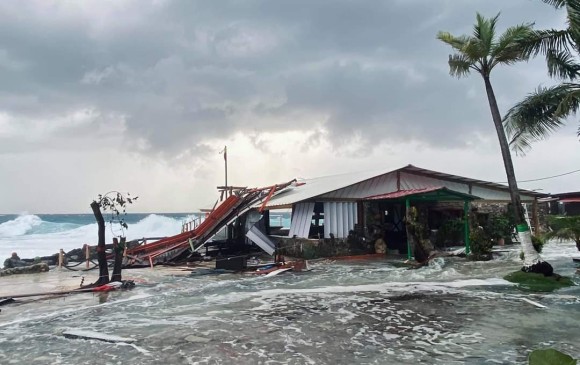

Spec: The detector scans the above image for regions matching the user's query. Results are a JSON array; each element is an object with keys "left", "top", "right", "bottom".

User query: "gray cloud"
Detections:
[{"left": 0, "top": 0, "right": 567, "bottom": 159}]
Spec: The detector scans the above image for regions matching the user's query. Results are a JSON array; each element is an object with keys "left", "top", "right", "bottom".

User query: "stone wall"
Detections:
[{"left": 272, "top": 235, "right": 373, "bottom": 259}]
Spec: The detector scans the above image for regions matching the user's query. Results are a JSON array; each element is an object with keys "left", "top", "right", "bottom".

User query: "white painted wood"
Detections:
[{"left": 521, "top": 298, "right": 547, "bottom": 309}]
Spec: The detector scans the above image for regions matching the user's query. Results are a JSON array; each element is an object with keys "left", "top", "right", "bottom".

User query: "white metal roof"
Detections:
[
  {"left": 263, "top": 168, "right": 386, "bottom": 208},
  {"left": 262, "top": 164, "right": 545, "bottom": 208}
]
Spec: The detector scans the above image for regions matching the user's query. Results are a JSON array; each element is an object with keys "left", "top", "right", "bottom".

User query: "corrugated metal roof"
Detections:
[
  {"left": 262, "top": 164, "right": 546, "bottom": 208},
  {"left": 263, "top": 168, "right": 387, "bottom": 208},
  {"left": 401, "top": 165, "right": 542, "bottom": 195}
]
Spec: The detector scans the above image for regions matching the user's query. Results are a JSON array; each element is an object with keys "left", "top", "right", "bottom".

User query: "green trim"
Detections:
[
  {"left": 464, "top": 200, "right": 470, "bottom": 255},
  {"left": 516, "top": 223, "right": 529, "bottom": 233},
  {"left": 406, "top": 197, "right": 412, "bottom": 260}
]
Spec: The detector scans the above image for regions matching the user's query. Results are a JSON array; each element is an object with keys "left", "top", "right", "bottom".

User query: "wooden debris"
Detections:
[{"left": 63, "top": 329, "right": 136, "bottom": 343}]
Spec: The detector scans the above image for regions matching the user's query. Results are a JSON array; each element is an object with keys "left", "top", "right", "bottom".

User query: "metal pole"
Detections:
[
  {"left": 224, "top": 145, "right": 228, "bottom": 196},
  {"left": 406, "top": 197, "right": 411, "bottom": 260},
  {"left": 464, "top": 200, "right": 470, "bottom": 255}
]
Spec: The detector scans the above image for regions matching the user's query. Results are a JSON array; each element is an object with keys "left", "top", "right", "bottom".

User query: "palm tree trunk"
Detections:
[
  {"left": 483, "top": 76, "right": 525, "bottom": 224},
  {"left": 482, "top": 75, "right": 553, "bottom": 275}
]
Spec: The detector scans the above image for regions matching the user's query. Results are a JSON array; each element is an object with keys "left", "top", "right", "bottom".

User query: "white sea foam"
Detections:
[
  {"left": 0, "top": 214, "right": 44, "bottom": 237},
  {"left": 0, "top": 214, "right": 184, "bottom": 260}
]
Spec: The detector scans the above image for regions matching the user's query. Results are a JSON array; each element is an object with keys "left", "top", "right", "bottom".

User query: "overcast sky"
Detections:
[{"left": 0, "top": 0, "right": 579, "bottom": 213}]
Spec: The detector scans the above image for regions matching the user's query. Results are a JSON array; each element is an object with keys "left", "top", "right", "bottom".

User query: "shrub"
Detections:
[
  {"left": 485, "top": 213, "right": 515, "bottom": 244},
  {"left": 470, "top": 226, "right": 493, "bottom": 261}
]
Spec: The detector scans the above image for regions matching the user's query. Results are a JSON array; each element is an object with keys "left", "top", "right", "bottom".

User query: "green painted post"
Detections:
[
  {"left": 464, "top": 200, "right": 470, "bottom": 255},
  {"left": 406, "top": 197, "right": 412, "bottom": 260}
]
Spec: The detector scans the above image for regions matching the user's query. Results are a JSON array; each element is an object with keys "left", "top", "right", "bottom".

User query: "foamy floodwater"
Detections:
[{"left": 0, "top": 242, "right": 579, "bottom": 364}]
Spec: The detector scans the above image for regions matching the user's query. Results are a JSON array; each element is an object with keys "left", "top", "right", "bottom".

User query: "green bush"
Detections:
[
  {"left": 485, "top": 213, "right": 515, "bottom": 244},
  {"left": 504, "top": 271, "right": 575, "bottom": 292},
  {"left": 528, "top": 348, "right": 577, "bottom": 365},
  {"left": 531, "top": 235, "right": 544, "bottom": 253},
  {"left": 470, "top": 226, "right": 493, "bottom": 261}
]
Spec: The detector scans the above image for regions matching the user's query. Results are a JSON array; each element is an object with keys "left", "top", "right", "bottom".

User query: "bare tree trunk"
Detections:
[
  {"left": 90, "top": 201, "right": 110, "bottom": 286},
  {"left": 483, "top": 75, "right": 553, "bottom": 275},
  {"left": 111, "top": 237, "right": 124, "bottom": 282}
]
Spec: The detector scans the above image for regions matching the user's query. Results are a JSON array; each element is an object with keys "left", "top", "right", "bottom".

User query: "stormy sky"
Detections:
[{"left": 0, "top": 0, "right": 578, "bottom": 213}]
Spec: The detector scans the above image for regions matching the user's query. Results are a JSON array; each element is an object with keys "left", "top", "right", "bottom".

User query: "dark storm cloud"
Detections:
[{"left": 0, "top": 0, "right": 565, "bottom": 157}]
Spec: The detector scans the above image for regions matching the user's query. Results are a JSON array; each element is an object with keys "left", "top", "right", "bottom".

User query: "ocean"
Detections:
[
  {"left": 0, "top": 212, "right": 292, "bottom": 260},
  {"left": 0, "top": 214, "right": 578, "bottom": 364}
]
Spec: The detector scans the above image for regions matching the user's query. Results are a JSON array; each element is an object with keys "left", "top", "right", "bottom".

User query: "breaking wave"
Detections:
[{"left": 0, "top": 214, "right": 186, "bottom": 260}]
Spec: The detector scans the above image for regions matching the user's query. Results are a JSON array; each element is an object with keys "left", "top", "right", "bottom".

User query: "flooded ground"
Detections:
[{"left": 0, "top": 242, "right": 579, "bottom": 364}]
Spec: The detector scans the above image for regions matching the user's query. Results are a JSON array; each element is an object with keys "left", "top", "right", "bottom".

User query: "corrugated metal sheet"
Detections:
[
  {"left": 288, "top": 202, "right": 315, "bottom": 238},
  {"left": 323, "top": 202, "right": 357, "bottom": 238},
  {"left": 264, "top": 169, "right": 387, "bottom": 208},
  {"left": 319, "top": 171, "right": 398, "bottom": 199},
  {"left": 400, "top": 172, "right": 469, "bottom": 193},
  {"left": 246, "top": 225, "right": 276, "bottom": 256}
]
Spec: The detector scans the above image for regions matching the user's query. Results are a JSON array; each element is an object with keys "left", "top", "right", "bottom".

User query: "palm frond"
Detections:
[
  {"left": 491, "top": 23, "right": 535, "bottom": 67},
  {"left": 546, "top": 49, "right": 580, "bottom": 79},
  {"left": 448, "top": 54, "right": 474, "bottom": 78},
  {"left": 474, "top": 12, "right": 500, "bottom": 55},
  {"left": 463, "top": 38, "right": 486, "bottom": 61},
  {"left": 437, "top": 32, "right": 471, "bottom": 51},
  {"left": 516, "top": 29, "right": 572, "bottom": 57},
  {"left": 566, "top": 0, "right": 580, "bottom": 32},
  {"left": 554, "top": 83, "right": 580, "bottom": 115},
  {"left": 541, "top": 0, "right": 568, "bottom": 9},
  {"left": 504, "top": 84, "right": 575, "bottom": 154}
]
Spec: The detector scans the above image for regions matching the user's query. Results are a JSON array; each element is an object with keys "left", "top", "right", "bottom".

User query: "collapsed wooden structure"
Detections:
[{"left": 123, "top": 181, "right": 295, "bottom": 268}]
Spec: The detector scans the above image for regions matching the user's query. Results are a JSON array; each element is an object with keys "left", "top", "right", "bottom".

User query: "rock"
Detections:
[
  {"left": 0, "top": 263, "right": 50, "bottom": 277},
  {"left": 185, "top": 335, "right": 211, "bottom": 343}
]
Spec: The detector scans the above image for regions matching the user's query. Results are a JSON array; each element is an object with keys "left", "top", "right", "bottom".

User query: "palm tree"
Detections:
[
  {"left": 545, "top": 215, "right": 580, "bottom": 251},
  {"left": 505, "top": 0, "right": 580, "bottom": 153},
  {"left": 438, "top": 13, "right": 554, "bottom": 275}
]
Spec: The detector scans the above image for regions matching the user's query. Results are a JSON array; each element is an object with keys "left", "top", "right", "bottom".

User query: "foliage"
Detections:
[
  {"left": 435, "top": 218, "right": 464, "bottom": 248},
  {"left": 545, "top": 215, "right": 580, "bottom": 251},
  {"left": 504, "top": 271, "right": 575, "bottom": 292},
  {"left": 485, "top": 213, "right": 516, "bottom": 243},
  {"left": 505, "top": 0, "right": 580, "bottom": 153},
  {"left": 437, "top": 13, "right": 533, "bottom": 79},
  {"left": 529, "top": 348, "right": 577, "bottom": 365},
  {"left": 532, "top": 235, "right": 545, "bottom": 253},
  {"left": 94, "top": 191, "right": 138, "bottom": 237},
  {"left": 469, "top": 226, "right": 493, "bottom": 260}
]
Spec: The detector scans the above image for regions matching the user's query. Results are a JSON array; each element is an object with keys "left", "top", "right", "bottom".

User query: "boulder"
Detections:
[{"left": 0, "top": 263, "right": 50, "bottom": 277}]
